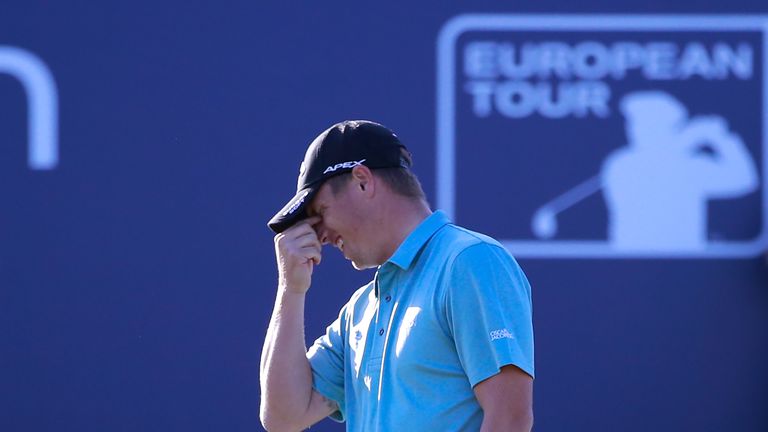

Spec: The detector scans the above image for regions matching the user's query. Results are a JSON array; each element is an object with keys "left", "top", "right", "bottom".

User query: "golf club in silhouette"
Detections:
[{"left": 531, "top": 176, "right": 601, "bottom": 239}]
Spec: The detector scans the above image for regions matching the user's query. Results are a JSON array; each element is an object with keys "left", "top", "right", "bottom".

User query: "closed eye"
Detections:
[{"left": 308, "top": 205, "right": 326, "bottom": 218}]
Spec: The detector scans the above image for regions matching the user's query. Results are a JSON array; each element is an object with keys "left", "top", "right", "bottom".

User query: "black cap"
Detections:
[{"left": 268, "top": 120, "right": 410, "bottom": 233}]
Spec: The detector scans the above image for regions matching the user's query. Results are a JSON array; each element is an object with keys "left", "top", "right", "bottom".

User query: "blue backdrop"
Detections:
[{"left": 1, "top": 2, "right": 767, "bottom": 431}]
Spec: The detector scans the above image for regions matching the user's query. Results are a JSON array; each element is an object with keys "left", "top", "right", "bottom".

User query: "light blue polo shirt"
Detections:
[{"left": 307, "top": 210, "right": 534, "bottom": 431}]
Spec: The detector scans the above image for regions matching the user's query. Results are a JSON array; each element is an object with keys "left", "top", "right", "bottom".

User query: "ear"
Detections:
[{"left": 350, "top": 165, "right": 375, "bottom": 197}]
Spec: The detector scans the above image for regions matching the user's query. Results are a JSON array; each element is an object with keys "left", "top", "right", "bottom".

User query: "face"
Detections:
[{"left": 308, "top": 177, "right": 378, "bottom": 270}]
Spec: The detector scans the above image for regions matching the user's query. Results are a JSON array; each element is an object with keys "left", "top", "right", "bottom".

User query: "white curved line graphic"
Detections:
[{"left": 0, "top": 46, "right": 58, "bottom": 170}]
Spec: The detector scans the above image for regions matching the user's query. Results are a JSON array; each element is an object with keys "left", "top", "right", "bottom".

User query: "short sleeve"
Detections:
[
  {"left": 307, "top": 305, "right": 347, "bottom": 422},
  {"left": 445, "top": 243, "right": 535, "bottom": 387}
]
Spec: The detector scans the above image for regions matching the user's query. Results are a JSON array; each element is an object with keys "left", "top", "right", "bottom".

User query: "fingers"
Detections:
[
  {"left": 275, "top": 220, "right": 319, "bottom": 244},
  {"left": 274, "top": 217, "right": 323, "bottom": 265},
  {"left": 298, "top": 233, "right": 321, "bottom": 249},
  {"left": 285, "top": 217, "right": 322, "bottom": 237},
  {"left": 304, "top": 215, "right": 322, "bottom": 226},
  {"left": 294, "top": 231, "right": 321, "bottom": 254},
  {"left": 302, "top": 244, "right": 322, "bottom": 266},
  {"left": 290, "top": 234, "right": 322, "bottom": 258},
  {"left": 273, "top": 217, "right": 325, "bottom": 293}
]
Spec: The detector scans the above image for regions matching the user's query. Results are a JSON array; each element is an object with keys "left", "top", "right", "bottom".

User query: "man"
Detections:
[
  {"left": 602, "top": 91, "right": 757, "bottom": 251},
  {"left": 260, "top": 120, "right": 534, "bottom": 432}
]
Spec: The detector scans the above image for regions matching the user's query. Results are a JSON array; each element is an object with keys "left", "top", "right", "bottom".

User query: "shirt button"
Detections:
[
  {"left": 379, "top": 329, "right": 385, "bottom": 336},
  {"left": 385, "top": 295, "right": 391, "bottom": 302}
]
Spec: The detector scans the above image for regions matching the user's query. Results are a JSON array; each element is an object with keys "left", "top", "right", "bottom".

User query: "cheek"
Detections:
[
  {"left": 322, "top": 213, "right": 347, "bottom": 239},
  {"left": 327, "top": 193, "right": 367, "bottom": 239}
]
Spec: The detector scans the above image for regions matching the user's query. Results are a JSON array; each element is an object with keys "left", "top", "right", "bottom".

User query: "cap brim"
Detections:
[{"left": 268, "top": 186, "right": 319, "bottom": 233}]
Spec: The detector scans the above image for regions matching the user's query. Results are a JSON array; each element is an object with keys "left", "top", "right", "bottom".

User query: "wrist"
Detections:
[{"left": 278, "top": 283, "right": 309, "bottom": 296}]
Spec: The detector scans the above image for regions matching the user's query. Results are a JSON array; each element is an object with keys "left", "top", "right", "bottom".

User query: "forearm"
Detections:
[
  {"left": 475, "top": 366, "right": 534, "bottom": 432},
  {"left": 259, "top": 287, "right": 314, "bottom": 427},
  {"left": 480, "top": 413, "right": 533, "bottom": 432}
]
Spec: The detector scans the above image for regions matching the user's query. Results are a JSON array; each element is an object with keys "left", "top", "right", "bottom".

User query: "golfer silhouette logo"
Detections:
[{"left": 533, "top": 91, "right": 758, "bottom": 251}]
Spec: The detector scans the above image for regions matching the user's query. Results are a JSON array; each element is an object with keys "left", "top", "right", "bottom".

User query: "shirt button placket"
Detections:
[{"left": 379, "top": 276, "right": 392, "bottom": 337}]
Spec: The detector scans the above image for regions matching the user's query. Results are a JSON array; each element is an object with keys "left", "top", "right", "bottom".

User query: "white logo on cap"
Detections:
[
  {"left": 323, "top": 159, "right": 366, "bottom": 174},
  {"left": 283, "top": 190, "right": 309, "bottom": 216}
]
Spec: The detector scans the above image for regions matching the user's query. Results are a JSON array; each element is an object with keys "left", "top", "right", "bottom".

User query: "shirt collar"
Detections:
[{"left": 385, "top": 210, "right": 451, "bottom": 271}]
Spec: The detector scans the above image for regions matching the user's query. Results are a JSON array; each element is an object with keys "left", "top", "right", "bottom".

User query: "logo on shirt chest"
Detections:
[{"left": 395, "top": 307, "right": 421, "bottom": 356}]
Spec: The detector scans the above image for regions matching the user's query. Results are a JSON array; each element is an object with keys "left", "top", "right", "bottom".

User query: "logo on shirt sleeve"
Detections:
[{"left": 490, "top": 328, "right": 515, "bottom": 341}]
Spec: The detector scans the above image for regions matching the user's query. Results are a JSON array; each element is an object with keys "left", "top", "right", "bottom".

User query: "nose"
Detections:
[{"left": 314, "top": 222, "right": 331, "bottom": 245}]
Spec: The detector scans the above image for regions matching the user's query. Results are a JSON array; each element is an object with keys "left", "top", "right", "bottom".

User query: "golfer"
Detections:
[{"left": 260, "top": 120, "right": 534, "bottom": 431}]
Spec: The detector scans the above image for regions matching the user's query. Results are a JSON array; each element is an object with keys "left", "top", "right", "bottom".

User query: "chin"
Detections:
[{"left": 350, "top": 258, "right": 376, "bottom": 271}]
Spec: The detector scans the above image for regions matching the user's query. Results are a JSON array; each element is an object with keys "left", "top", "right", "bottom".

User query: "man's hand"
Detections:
[
  {"left": 274, "top": 216, "right": 322, "bottom": 293},
  {"left": 262, "top": 215, "right": 339, "bottom": 431}
]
